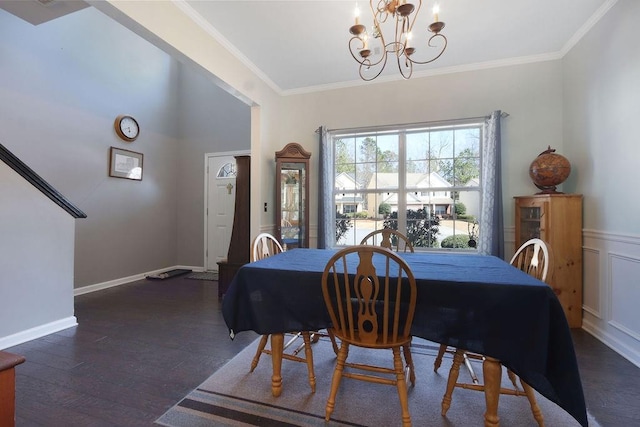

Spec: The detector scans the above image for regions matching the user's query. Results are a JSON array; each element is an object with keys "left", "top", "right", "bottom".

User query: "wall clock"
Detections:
[{"left": 114, "top": 114, "right": 140, "bottom": 142}]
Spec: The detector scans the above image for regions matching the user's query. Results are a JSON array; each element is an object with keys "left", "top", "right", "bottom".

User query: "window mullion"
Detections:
[{"left": 398, "top": 131, "right": 407, "bottom": 234}]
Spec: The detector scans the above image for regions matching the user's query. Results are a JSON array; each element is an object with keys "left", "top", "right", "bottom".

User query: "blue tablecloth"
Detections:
[{"left": 222, "top": 248, "right": 587, "bottom": 427}]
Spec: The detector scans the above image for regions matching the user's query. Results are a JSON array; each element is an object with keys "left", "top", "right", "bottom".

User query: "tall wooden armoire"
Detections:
[
  {"left": 514, "top": 194, "right": 583, "bottom": 327},
  {"left": 217, "top": 155, "right": 250, "bottom": 298}
]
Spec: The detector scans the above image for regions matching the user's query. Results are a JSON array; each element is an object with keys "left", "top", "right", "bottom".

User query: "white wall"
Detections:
[
  {"left": 91, "top": 0, "right": 285, "bottom": 243},
  {"left": 0, "top": 163, "right": 76, "bottom": 348},
  {"left": 563, "top": 0, "right": 640, "bottom": 367},
  {"left": 0, "top": 7, "right": 251, "bottom": 290},
  {"left": 175, "top": 62, "right": 251, "bottom": 266},
  {"left": 0, "top": 6, "right": 251, "bottom": 346},
  {"left": 0, "top": 8, "right": 181, "bottom": 287}
]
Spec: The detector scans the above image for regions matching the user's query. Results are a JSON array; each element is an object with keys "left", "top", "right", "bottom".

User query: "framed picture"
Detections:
[{"left": 109, "top": 147, "right": 143, "bottom": 181}]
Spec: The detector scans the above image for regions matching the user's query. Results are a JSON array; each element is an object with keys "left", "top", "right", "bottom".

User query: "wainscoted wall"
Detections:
[
  {"left": 582, "top": 230, "right": 640, "bottom": 368},
  {"left": 489, "top": 226, "right": 640, "bottom": 368}
]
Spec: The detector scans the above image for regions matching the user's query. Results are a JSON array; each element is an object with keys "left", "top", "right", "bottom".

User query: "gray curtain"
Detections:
[
  {"left": 317, "top": 126, "right": 333, "bottom": 248},
  {"left": 478, "top": 111, "right": 505, "bottom": 258}
]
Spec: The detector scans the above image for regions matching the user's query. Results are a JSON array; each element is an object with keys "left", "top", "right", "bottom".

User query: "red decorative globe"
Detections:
[{"left": 529, "top": 146, "right": 571, "bottom": 194}]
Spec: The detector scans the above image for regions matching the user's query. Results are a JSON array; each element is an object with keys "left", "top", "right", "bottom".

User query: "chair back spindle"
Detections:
[
  {"left": 251, "top": 233, "right": 284, "bottom": 262},
  {"left": 510, "top": 238, "right": 550, "bottom": 282}
]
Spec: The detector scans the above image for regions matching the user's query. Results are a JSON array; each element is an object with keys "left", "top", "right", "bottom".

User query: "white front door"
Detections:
[{"left": 205, "top": 155, "right": 237, "bottom": 271}]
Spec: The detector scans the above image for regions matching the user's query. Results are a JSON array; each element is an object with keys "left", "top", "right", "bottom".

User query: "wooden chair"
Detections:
[
  {"left": 251, "top": 232, "right": 284, "bottom": 262},
  {"left": 248, "top": 233, "right": 317, "bottom": 392},
  {"left": 360, "top": 228, "right": 415, "bottom": 253},
  {"left": 509, "top": 238, "right": 550, "bottom": 282},
  {"left": 438, "top": 238, "right": 551, "bottom": 426},
  {"left": 322, "top": 246, "right": 417, "bottom": 426}
]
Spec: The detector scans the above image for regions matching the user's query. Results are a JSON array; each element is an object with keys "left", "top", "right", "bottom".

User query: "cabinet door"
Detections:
[
  {"left": 278, "top": 162, "right": 306, "bottom": 248},
  {"left": 275, "top": 143, "right": 311, "bottom": 249},
  {"left": 515, "top": 198, "right": 549, "bottom": 247}
]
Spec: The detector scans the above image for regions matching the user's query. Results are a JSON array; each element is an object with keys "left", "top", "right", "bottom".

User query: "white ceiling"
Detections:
[
  {"left": 0, "top": 0, "right": 88, "bottom": 25},
  {"left": 2, "top": 0, "right": 614, "bottom": 94},
  {"left": 180, "top": 0, "right": 613, "bottom": 94}
]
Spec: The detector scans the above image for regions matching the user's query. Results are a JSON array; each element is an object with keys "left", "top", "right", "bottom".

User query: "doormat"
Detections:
[
  {"left": 146, "top": 268, "right": 193, "bottom": 280},
  {"left": 186, "top": 271, "right": 218, "bottom": 281}
]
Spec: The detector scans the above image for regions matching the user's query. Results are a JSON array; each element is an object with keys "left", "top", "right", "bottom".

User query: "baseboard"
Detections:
[
  {"left": 582, "top": 320, "right": 640, "bottom": 369},
  {"left": 73, "top": 265, "right": 205, "bottom": 296},
  {"left": 0, "top": 316, "right": 78, "bottom": 350}
]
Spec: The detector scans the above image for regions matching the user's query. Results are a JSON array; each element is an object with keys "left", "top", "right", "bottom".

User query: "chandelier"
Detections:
[{"left": 348, "top": 1, "right": 447, "bottom": 81}]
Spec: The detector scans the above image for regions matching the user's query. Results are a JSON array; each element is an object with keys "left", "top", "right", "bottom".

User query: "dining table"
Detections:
[{"left": 222, "top": 248, "right": 588, "bottom": 427}]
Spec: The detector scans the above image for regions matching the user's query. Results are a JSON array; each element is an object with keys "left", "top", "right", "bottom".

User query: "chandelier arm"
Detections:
[
  {"left": 395, "top": 14, "right": 404, "bottom": 56},
  {"left": 360, "top": 49, "right": 388, "bottom": 81},
  {"left": 407, "top": 0, "right": 422, "bottom": 34},
  {"left": 371, "top": 1, "right": 388, "bottom": 47},
  {"left": 348, "top": 36, "right": 389, "bottom": 69},
  {"left": 348, "top": 37, "right": 368, "bottom": 65},
  {"left": 374, "top": 0, "right": 390, "bottom": 24},
  {"left": 397, "top": 50, "right": 413, "bottom": 79},
  {"left": 405, "top": 34, "right": 448, "bottom": 65}
]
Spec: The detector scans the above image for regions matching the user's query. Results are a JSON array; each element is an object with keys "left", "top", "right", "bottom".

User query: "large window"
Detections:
[{"left": 332, "top": 121, "right": 482, "bottom": 250}]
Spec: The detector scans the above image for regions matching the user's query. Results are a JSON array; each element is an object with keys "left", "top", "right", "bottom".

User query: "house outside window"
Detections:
[
  {"left": 332, "top": 121, "right": 482, "bottom": 250},
  {"left": 343, "top": 204, "right": 357, "bottom": 214}
]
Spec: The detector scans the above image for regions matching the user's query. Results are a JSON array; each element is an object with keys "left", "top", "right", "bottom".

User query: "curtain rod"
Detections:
[{"left": 323, "top": 111, "right": 509, "bottom": 134}]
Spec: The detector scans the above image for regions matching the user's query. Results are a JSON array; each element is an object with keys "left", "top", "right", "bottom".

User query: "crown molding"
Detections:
[{"left": 173, "top": 0, "right": 283, "bottom": 95}]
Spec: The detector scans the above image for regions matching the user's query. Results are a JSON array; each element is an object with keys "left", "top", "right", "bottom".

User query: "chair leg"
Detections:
[
  {"left": 327, "top": 328, "right": 340, "bottom": 356},
  {"left": 250, "top": 334, "right": 269, "bottom": 372},
  {"left": 393, "top": 346, "right": 412, "bottom": 427},
  {"left": 507, "top": 369, "right": 520, "bottom": 389},
  {"left": 483, "top": 357, "right": 502, "bottom": 427},
  {"left": 521, "top": 378, "right": 545, "bottom": 426},
  {"left": 434, "top": 343, "right": 448, "bottom": 372},
  {"left": 301, "top": 332, "right": 316, "bottom": 393},
  {"left": 441, "top": 348, "right": 464, "bottom": 416},
  {"left": 325, "top": 342, "right": 349, "bottom": 422},
  {"left": 402, "top": 342, "right": 416, "bottom": 386}
]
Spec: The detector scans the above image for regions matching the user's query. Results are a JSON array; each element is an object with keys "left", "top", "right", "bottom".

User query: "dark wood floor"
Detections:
[{"left": 6, "top": 275, "right": 640, "bottom": 426}]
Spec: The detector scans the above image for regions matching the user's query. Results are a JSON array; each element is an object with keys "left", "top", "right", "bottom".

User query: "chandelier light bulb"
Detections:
[
  {"left": 355, "top": 3, "right": 360, "bottom": 25},
  {"left": 433, "top": 3, "right": 440, "bottom": 22}
]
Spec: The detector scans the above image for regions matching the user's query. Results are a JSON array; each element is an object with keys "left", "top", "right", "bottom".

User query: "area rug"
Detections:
[
  {"left": 186, "top": 271, "right": 219, "bottom": 281},
  {"left": 157, "top": 336, "right": 600, "bottom": 426}
]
